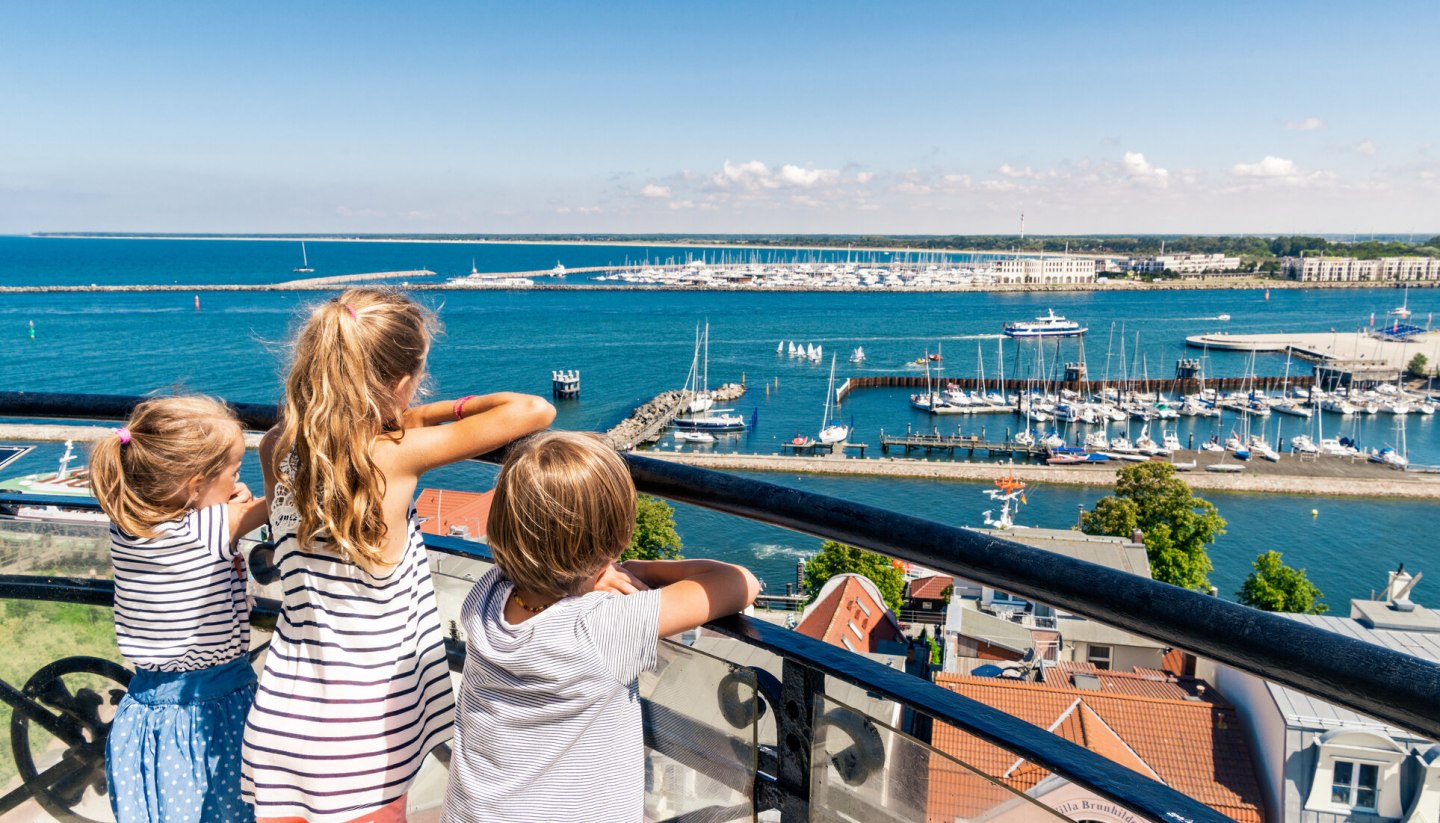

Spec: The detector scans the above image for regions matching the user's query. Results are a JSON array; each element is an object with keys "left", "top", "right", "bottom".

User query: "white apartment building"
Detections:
[
  {"left": 1129, "top": 253, "right": 1244, "bottom": 276},
  {"left": 1217, "top": 568, "right": 1440, "bottom": 822},
  {"left": 988, "top": 257, "right": 1097, "bottom": 285},
  {"left": 1284, "top": 256, "right": 1440, "bottom": 282}
]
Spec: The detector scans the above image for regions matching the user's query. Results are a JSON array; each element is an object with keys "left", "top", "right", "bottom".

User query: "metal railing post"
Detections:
[{"left": 774, "top": 659, "right": 822, "bottom": 823}]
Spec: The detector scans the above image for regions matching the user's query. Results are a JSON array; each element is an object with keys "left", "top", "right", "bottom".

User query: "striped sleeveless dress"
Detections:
[{"left": 241, "top": 474, "right": 455, "bottom": 822}]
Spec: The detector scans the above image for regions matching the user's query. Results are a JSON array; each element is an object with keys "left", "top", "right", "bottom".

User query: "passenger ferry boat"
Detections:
[{"left": 1002, "top": 309, "right": 1086, "bottom": 338}]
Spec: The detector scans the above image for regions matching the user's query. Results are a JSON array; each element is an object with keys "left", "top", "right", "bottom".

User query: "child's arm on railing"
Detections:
[{"left": 622, "top": 559, "right": 760, "bottom": 638}]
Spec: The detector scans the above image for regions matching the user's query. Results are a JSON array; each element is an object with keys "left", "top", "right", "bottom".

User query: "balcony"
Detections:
[{"left": 2, "top": 391, "right": 1440, "bottom": 822}]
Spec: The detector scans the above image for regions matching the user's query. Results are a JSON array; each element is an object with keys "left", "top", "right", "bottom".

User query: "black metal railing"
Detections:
[{"left": 4, "top": 390, "right": 1440, "bottom": 821}]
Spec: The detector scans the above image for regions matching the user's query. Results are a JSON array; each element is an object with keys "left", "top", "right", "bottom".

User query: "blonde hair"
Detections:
[
  {"left": 89, "top": 396, "right": 243, "bottom": 538},
  {"left": 488, "top": 432, "right": 637, "bottom": 598},
  {"left": 273, "top": 286, "right": 438, "bottom": 569}
]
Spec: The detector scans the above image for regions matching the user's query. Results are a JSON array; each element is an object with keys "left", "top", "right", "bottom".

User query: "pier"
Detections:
[
  {"left": 877, "top": 429, "right": 1048, "bottom": 459},
  {"left": 603, "top": 382, "right": 747, "bottom": 449},
  {"left": 835, "top": 374, "right": 1314, "bottom": 403}
]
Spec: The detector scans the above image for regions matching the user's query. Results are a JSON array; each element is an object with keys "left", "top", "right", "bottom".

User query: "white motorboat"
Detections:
[
  {"left": 1216, "top": 313, "right": 1231, "bottom": 322},
  {"left": 1206, "top": 462, "right": 1244, "bottom": 473},
  {"left": 1003, "top": 309, "right": 1086, "bottom": 338},
  {"left": 675, "top": 431, "right": 715, "bottom": 444},
  {"left": 1162, "top": 431, "right": 1182, "bottom": 453},
  {"left": 1290, "top": 434, "right": 1319, "bottom": 455},
  {"left": 1272, "top": 400, "right": 1312, "bottom": 418},
  {"left": 1084, "top": 431, "right": 1110, "bottom": 450}
]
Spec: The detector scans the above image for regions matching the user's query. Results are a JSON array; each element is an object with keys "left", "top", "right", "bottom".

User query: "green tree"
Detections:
[
  {"left": 802, "top": 540, "right": 906, "bottom": 614},
  {"left": 1407, "top": 353, "right": 1429, "bottom": 377},
  {"left": 1081, "top": 462, "right": 1225, "bottom": 590},
  {"left": 1237, "top": 551, "right": 1328, "bottom": 614},
  {"left": 622, "top": 496, "right": 683, "bottom": 560}
]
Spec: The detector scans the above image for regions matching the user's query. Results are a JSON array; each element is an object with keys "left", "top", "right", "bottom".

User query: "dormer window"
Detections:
[{"left": 1330, "top": 760, "right": 1378, "bottom": 812}]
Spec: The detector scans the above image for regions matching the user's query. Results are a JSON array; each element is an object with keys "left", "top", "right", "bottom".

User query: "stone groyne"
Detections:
[
  {"left": 604, "top": 383, "right": 746, "bottom": 449},
  {"left": 639, "top": 450, "right": 1440, "bottom": 500}
]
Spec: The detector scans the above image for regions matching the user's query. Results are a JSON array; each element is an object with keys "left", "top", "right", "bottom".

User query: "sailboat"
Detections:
[
  {"left": 293, "top": 242, "right": 314, "bottom": 273},
  {"left": 817, "top": 355, "right": 850, "bottom": 444},
  {"left": 849, "top": 346, "right": 866, "bottom": 364},
  {"left": 684, "top": 324, "right": 714, "bottom": 413},
  {"left": 1388, "top": 285, "right": 1413, "bottom": 319}
]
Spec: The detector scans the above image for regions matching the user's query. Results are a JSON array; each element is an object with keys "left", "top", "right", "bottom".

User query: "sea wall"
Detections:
[{"left": 602, "top": 382, "right": 746, "bottom": 449}]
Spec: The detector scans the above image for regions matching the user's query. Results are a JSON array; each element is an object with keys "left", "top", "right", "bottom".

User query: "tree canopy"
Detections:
[
  {"left": 1408, "top": 353, "right": 1429, "bottom": 376},
  {"left": 622, "top": 495, "right": 683, "bottom": 561},
  {"left": 1237, "top": 551, "right": 1328, "bottom": 614},
  {"left": 802, "top": 540, "right": 906, "bottom": 614},
  {"left": 1081, "top": 462, "right": 1224, "bottom": 590}
]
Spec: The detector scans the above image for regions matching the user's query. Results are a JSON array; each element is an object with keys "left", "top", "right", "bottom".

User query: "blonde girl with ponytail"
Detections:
[
  {"left": 89, "top": 395, "right": 270, "bottom": 823},
  {"left": 242, "top": 286, "right": 555, "bottom": 823}
]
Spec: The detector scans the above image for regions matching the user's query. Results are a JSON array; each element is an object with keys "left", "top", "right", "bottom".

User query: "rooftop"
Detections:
[
  {"left": 931, "top": 673, "right": 1266, "bottom": 823},
  {"left": 796, "top": 573, "right": 905, "bottom": 656},
  {"left": 968, "top": 526, "right": 1152, "bottom": 579}
]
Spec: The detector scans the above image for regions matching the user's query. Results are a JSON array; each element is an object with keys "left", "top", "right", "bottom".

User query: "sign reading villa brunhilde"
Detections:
[{"left": 1051, "top": 799, "right": 1146, "bottom": 823}]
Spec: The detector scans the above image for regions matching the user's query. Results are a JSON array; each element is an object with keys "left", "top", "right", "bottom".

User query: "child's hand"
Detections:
[
  {"left": 229, "top": 483, "right": 255, "bottom": 504},
  {"left": 594, "top": 563, "right": 650, "bottom": 595}
]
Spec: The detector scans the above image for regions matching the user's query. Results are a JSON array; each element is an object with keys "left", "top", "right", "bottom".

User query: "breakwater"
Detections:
[
  {"left": 835, "top": 374, "right": 1313, "bottom": 402},
  {"left": 603, "top": 383, "right": 747, "bottom": 449},
  {"left": 641, "top": 450, "right": 1440, "bottom": 499},
  {"left": 0, "top": 270, "right": 436, "bottom": 293}
]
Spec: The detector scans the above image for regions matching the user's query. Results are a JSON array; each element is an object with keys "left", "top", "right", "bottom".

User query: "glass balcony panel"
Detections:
[
  {"left": 0, "top": 595, "right": 123, "bottom": 822},
  {"left": 642, "top": 639, "right": 760, "bottom": 822},
  {"left": 810, "top": 693, "right": 1071, "bottom": 823},
  {"left": 0, "top": 518, "right": 113, "bottom": 580}
]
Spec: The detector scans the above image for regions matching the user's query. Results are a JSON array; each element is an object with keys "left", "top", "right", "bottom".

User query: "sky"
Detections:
[{"left": 1, "top": 2, "right": 1436, "bottom": 235}]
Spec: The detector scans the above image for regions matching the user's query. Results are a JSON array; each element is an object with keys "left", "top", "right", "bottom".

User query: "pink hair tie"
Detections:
[
  {"left": 344, "top": 305, "right": 357, "bottom": 320},
  {"left": 116, "top": 428, "right": 132, "bottom": 445}
]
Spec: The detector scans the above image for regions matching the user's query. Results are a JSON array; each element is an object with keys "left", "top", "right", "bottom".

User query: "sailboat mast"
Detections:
[{"left": 702, "top": 322, "right": 710, "bottom": 395}]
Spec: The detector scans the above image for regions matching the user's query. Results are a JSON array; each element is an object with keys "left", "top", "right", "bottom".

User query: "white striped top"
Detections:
[
  {"left": 241, "top": 477, "right": 455, "bottom": 823},
  {"left": 110, "top": 503, "right": 249, "bottom": 672},
  {"left": 441, "top": 566, "right": 662, "bottom": 823}
]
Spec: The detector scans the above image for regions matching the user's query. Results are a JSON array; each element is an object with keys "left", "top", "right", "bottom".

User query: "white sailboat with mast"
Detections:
[{"left": 818, "top": 355, "right": 850, "bottom": 444}]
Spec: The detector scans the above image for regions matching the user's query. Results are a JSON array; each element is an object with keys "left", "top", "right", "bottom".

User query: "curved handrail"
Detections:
[{"left": 3, "top": 390, "right": 1435, "bottom": 739}]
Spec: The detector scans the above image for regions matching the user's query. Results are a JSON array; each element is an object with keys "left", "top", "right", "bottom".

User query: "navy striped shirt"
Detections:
[
  {"left": 241, "top": 476, "right": 455, "bottom": 822},
  {"left": 441, "top": 566, "right": 662, "bottom": 823},
  {"left": 110, "top": 503, "right": 249, "bottom": 672}
]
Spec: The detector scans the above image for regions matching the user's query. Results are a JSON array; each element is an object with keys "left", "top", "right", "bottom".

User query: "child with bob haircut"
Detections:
[
  {"left": 244, "top": 287, "right": 555, "bottom": 823},
  {"left": 441, "top": 431, "right": 760, "bottom": 823},
  {"left": 89, "top": 395, "right": 269, "bottom": 823}
]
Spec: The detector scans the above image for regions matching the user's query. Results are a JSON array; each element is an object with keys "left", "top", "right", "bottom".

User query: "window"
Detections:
[
  {"left": 1331, "top": 760, "right": 1379, "bottom": 812},
  {"left": 1086, "top": 644, "right": 1113, "bottom": 670}
]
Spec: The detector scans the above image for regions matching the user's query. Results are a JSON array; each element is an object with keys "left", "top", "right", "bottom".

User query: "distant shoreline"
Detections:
[{"left": 0, "top": 279, "right": 1425, "bottom": 295}]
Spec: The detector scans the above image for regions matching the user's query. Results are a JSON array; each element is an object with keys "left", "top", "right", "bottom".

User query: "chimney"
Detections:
[{"left": 1131, "top": 528, "right": 1144, "bottom": 545}]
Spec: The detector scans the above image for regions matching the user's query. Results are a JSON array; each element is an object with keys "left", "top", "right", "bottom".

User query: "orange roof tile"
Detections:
[
  {"left": 927, "top": 673, "right": 1265, "bottom": 823},
  {"left": 1044, "top": 661, "right": 1201, "bottom": 700},
  {"left": 414, "top": 488, "right": 493, "bottom": 541},
  {"left": 907, "top": 575, "right": 954, "bottom": 601},
  {"left": 796, "top": 575, "right": 903, "bottom": 653}
]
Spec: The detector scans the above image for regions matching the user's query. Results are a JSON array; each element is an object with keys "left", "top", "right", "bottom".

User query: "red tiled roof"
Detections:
[
  {"left": 1044, "top": 661, "right": 1200, "bottom": 700},
  {"left": 414, "top": 488, "right": 493, "bottom": 541},
  {"left": 796, "top": 575, "right": 903, "bottom": 653},
  {"left": 928, "top": 673, "right": 1265, "bottom": 823},
  {"left": 907, "top": 574, "right": 954, "bottom": 601}
]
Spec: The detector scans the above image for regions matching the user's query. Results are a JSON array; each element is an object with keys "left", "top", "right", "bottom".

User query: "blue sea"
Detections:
[{"left": 1, "top": 235, "right": 1434, "bottom": 608}]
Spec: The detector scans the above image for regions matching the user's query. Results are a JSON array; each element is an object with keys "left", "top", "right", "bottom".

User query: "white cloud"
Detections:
[
  {"left": 1230, "top": 155, "right": 1335, "bottom": 186},
  {"left": 1122, "top": 152, "right": 1170, "bottom": 188},
  {"left": 666, "top": 199, "right": 695, "bottom": 210},
  {"left": 1232, "top": 156, "right": 1298, "bottom": 177},
  {"left": 1357, "top": 139, "right": 1377, "bottom": 157},
  {"left": 641, "top": 183, "right": 672, "bottom": 199},
  {"left": 998, "top": 164, "right": 1054, "bottom": 180},
  {"left": 854, "top": 171, "right": 875, "bottom": 184},
  {"left": 1286, "top": 116, "right": 1325, "bottom": 131},
  {"left": 778, "top": 164, "right": 840, "bottom": 188}
]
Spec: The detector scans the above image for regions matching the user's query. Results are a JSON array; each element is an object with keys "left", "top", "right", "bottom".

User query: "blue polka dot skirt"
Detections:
[{"left": 106, "top": 655, "right": 257, "bottom": 823}]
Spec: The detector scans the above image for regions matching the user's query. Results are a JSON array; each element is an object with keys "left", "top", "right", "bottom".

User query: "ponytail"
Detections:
[
  {"left": 88, "top": 396, "right": 242, "bottom": 537},
  {"left": 274, "top": 287, "right": 437, "bottom": 570}
]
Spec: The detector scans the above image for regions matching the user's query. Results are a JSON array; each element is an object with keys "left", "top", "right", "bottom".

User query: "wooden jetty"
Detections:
[
  {"left": 878, "top": 428, "right": 1049, "bottom": 459},
  {"left": 779, "top": 441, "right": 869, "bottom": 457}
]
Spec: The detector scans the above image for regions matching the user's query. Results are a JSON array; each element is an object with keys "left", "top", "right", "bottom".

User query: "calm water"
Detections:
[{"left": 1, "top": 236, "right": 1434, "bottom": 608}]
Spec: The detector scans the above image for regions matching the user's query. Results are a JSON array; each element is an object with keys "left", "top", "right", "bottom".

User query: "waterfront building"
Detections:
[
  {"left": 796, "top": 572, "right": 910, "bottom": 661},
  {"left": 1216, "top": 567, "right": 1440, "bottom": 821},
  {"left": 929, "top": 670, "right": 1266, "bottom": 822},
  {"left": 1128, "top": 253, "right": 1245, "bottom": 276},
  {"left": 990, "top": 257, "right": 1098, "bottom": 285},
  {"left": 941, "top": 527, "right": 1167, "bottom": 674},
  {"left": 1284, "top": 256, "right": 1440, "bottom": 282}
]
